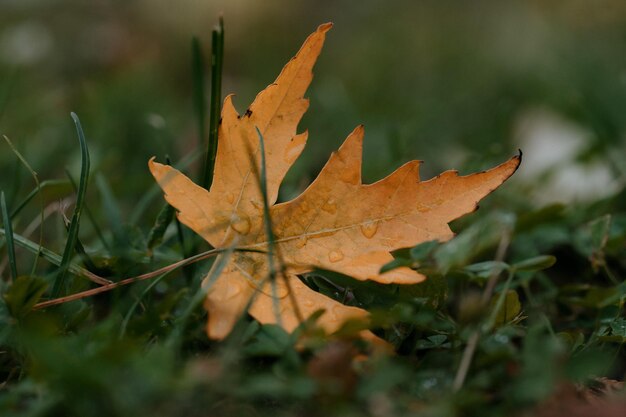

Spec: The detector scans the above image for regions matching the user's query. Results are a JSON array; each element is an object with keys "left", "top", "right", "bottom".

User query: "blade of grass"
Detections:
[
  {"left": 162, "top": 155, "right": 193, "bottom": 281},
  {"left": 9, "top": 179, "right": 70, "bottom": 218},
  {"left": 3, "top": 135, "right": 45, "bottom": 273},
  {"left": 1, "top": 192, "right": 18, "bottom": 280},
  {"left": 146, "top": 202, "right": 175, "bottom": 255},
  {"left": 166, "top": 243, "right": 234, "bottom": 348},
  {"left": 7, "top": 152, "right": 22, "bottom": 210},
  {"left": 254, "top": 127, "right": 304, "bottom": 326},
  {"left": 72, "top": 236, "right": 99, "bottom": 273},
  {"left": 200, "top": 16, "right": 224, "bottom": 190},
  {"left": 51, "top": 113, "right": 91, "bottom": 297},
  {"left": 118, "top": 270, "right": 170, "bottom": 339},
  {"left": 187, "top": 19, "right": 225, "bottom": 285},
  {"left": 66, "top": 170, "right": 110, "bottom": 252},
  {"left": 22, "top": 198, "right": 71, "bottom": 239},
  {"left": 130, "top": 182, "right": 165, "bottom": 225},
  {"left": 0, "top": 227, "right": 110, "bottom": 285},
  {"left": 60, "top": 214, "right": 99, "bottom": 273},
  {"left": 174, "top": 217, "right": 190, "bottom": 272},
  {"left": 255, "top": 127, "right": 281, "bottom": 325},
  {"left": 483, "top": 270, "right": 516, "bottom": 331},
  {"left": 95, "top": 174, "right": 123, "bottom": 242}
]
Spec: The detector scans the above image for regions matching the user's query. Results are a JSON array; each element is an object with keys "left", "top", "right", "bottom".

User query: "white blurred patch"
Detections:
[
  {"left": 514, "top": 108, "right": 621, "bottom": 204},
  {"left": 0, "top": 21, "right": 53, "bottom": 66},
  {"left": 146, "top": 113, "right": 166, "bottom": 129}
]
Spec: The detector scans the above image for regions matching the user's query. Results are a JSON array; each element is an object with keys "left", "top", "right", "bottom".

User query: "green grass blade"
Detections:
[
  {"left": 255, "top": 127, "right": 276, "bottom": 270},
  {"left": 162, "top": 155, "right": 192, "bottom": 281},
  {"left": 72, "top": 236, "right": 99, "bottom": 272},
  {"left": 166, "top": 244, "right": 234, "bottom": 349},
  {"left": 174, "top": 216, "right": 194, "bottom": 283},
  {"left": 146, "top": 203, "right": 175, "bottom": 255},
  {"left": 66, "top": 171, "right": 110, "bottom": 252},
  {"left": 1, "top": 192, "right": 18, "bottom": 280},
  {"left": 95, "top": 174, "right": 123, "bottom": 241},
  {"left": 200, "top": 17, "right": 224, "bottom": 190},
  {"left": 3, "top": 134, "right": 45, "bottom": 273},
  {"left": 7, "top": 151, "right": 22, "bottom": 206},
  {"left": 255, "top": 127, "right": 283, "bottom": 326},
  {"left": 9, "top": 179, "right": 70, "bottom": 218},
  {"left": 51, "top": 113, "right": 91, "bottom": 297},
  {"left": 118, "top": 270, "right": 169, "bottom": 339},
  {"left": 0, "top": 227, "right": 96, "bottom": 280},
  {"left": 3, "top": 134, "right": 42, "bottom": 217},
  {"left": 60, "top": 216, "right": 99, "bottom": 273},
  {"left": 3, "top": 275, "right": 48, "bottom": 318},
  {"left": 129, "top": 183, "right": 163, "bottom": 225}
]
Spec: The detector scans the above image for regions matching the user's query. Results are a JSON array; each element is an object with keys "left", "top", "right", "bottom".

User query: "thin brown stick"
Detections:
[
  {"left": 73, "top": 267, "right": 112, "bottom": 286},
  {"left": 33, "top": 247, "right": 223, "bottom": 310},
  {"left": 452, "top": 229, "right": 512, "bottom": 392}
]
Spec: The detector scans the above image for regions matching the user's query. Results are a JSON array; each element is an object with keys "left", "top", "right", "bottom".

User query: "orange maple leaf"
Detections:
[{"left": 149, "top": 23, "right": 520, "bottom": 339}]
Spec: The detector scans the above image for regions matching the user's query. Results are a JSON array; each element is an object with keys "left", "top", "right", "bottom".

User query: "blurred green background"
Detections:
[
  {"left": 2, "top": 3, "right": 626, "bottom": 416},
  {"left": 1, "top": 0, "right": 625, "bottom": 219}
]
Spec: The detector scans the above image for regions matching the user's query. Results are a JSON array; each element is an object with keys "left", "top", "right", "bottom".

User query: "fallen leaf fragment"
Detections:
[
  {"left": 530, "top": 380, "right": 626, "bottom": 417},
  {"left": 149, "top": 23, "right": 521, "bottom": 339},
  {"left": 307, "top": 340, "right": 361, "bottom": 396}
]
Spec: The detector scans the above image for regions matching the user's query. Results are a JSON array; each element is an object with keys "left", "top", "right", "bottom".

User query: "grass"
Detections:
[
  {"left": 1, "top": 192, "right": 17, "bottom": 280},
  {"left": 0, "top": 13, "right": 625, "bottom": 417},
  {"left": 50, "top": 113, "right": 90, "bottom": 297}
]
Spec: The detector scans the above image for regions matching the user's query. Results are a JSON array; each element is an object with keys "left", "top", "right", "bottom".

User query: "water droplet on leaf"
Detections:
[
  {"left": 322, "top": 199, "right": 337, "bottom": 214},
  {"left": 230, "top": 213, "right": 251, "bottom": 235},
  {"left": 328, "top": 250, "right": 344, "bottom": 263},
  {"left": 360, "top": 221, "right": 378, "bottom": 239},
  {"left": 224, "top": 282, "right": 243, "bottom": 299},
  {"left": 330, "top": 305, "right": 346, "bottom": 320}
]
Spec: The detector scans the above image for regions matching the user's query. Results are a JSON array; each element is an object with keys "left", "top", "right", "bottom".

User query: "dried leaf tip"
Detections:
[{"left": 317, "top": 22, "right": 334, "bottom": 32}]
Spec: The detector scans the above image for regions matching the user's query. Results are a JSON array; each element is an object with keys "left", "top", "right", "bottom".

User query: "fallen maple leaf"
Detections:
[{"left": 149, "top": 23, "right": 520, "bottom": 339}]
